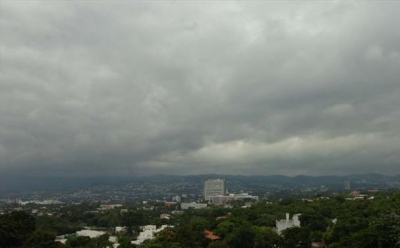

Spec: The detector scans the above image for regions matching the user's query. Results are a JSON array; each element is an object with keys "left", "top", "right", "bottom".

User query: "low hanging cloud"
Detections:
[{"left": 1, "top": 1, "right": 399, "bottom": 176}]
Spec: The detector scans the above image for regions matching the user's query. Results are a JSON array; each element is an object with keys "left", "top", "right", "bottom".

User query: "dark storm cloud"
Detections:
[{"left": 1, "top": 1, "right": 399, "bottom": 176}]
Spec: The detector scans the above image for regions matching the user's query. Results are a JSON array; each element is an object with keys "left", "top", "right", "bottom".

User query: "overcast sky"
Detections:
[{"left": 1, "top": 1, "right": 399, "bottom": 177}]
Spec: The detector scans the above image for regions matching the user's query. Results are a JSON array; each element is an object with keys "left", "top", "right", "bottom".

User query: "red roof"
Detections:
[{"left": 205, "top": 230, "right": 220, "bottom": 240}]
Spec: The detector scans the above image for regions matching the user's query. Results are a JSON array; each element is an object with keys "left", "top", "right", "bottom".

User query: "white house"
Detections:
[
  {"left": 131, "top": 225, "right": 173, "bottom": 245},
  {"left": 276, "top": 213, "right": 301, "bottom": 235},
  {"left": 76, "top": 230, "right": 106, "bottom": 238}
]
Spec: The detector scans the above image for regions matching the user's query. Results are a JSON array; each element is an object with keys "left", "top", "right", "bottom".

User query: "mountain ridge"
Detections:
[{"left": 1, "top": 173, "right": 399, "bottom": 192}]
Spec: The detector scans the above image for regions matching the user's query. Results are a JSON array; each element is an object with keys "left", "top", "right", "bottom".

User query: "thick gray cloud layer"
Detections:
[{"left": 1, "top": 1, "right": 399, "bottom": 176}]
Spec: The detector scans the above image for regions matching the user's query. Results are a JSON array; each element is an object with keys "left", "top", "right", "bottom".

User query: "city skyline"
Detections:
[{"left": 1, "top": 1, "right": 399, "bottom": 177}]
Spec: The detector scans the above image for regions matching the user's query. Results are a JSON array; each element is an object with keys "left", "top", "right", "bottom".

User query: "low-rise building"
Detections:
[
  {"left": 232, "top": 193, "right": 259, "bottom": 201},
  {"left": 181, "top": 202, "right": 208, "bottom": 210},
  {"left": 76, "top": 230, "right": 106, "bottom": 238},
  {"left": 205, "top": 230, "right": 220, "bottom": 241},
  {"left": 131, "top": 225, "right": 173, "bottom": 245},
  {"left": 311, "top": 242, "right": 326, "bottom": 248},
  {"left": 276, "top": 213, "right": 301, "bottom": 235},
  {"left": 209, "top": 195, "right": 233, "bottom": 205},
  {"left": 160, "top": 213, "right": 170, "bottom": 219},
  {"left": 115, "top": 226, "right": 126, "bottom": 233},
  {"left": 99, "top": 204, "right": 122, "bottom": 211},
  {"left": 210, "top": 193, "right": 259, "bottom": 205}
]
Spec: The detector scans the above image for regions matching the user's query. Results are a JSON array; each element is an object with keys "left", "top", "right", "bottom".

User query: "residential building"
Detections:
[
  {"left": 160, "top": 214, "right": 170, "bottom": 220},
  {"left": 276, "top": 213, "right": 301, "bottom": 235},
  {"left": 76, "top": 230, "right": 105, "bottom": 238},
  {"left": 131, "top": 225, "right": 173, "bottom": 245},
  {"left": 205, "top": 230, "right": 220, "bottom": 241},
  {"left": 181, "top": 202, "right": 208, "bottom": 210},
  {"left": 232, "top": 193, "right": 259, "bottom": 201},
  {"left": 98, "top": 204, "right": 122, "bottom": 211},
  {"left": 115, "top": 226, "right": 126, "bottom": 233},
  {"left": 209, "top": 193, "right": 258, "bottom": 205},
  {"left": 210, "top": 195, "right": 234, "bottom": 205}
]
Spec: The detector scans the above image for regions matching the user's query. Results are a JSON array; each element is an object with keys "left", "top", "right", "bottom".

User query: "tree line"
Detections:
[{"left": 1, "top": 191, "right": 399, "bottom": 247}]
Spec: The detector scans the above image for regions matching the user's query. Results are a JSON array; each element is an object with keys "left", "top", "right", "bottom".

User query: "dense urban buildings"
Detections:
[
  {"left": 1, "top": 174, "right": 399, "bottom": 247},
  {"left": 209, "top": 193, "right": 259, "bottom": 205}
]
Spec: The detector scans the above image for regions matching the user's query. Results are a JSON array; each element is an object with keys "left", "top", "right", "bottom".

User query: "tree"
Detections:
[
  {"left": 281, "top": 227, "right": 310, "bottom": 248},
  {"left": 228, "top": 224, "right": 255, "bottom": 248},
  {"left": 25, "top": 229, "right": 59, "bottom": 248},
  {"left": 215, "top": 220, "right": 235, "bottom": 238},
  {"left": 174, "top": 217, "right": 208, "bottom": 248},
  {"left": 207, "top": 241, "right": 229, "bottom": 248},
  {"left": 253, "top": 226, "right": 281, "bottom": 248},
  {"left": 122, "top": 210, "right": 145, "bottom": 227},
  {"left": 92, "top": 234, "right": 112, "bottom": 248},
  {"left": 65, "top": 236, "right": 93, "bottom": 248},
  {"left": 0, "top": 211, "right": 36, "bottom": 247},
  {"left": 300, "top": 211, "right": 329, "bottom": 233},
  {"left": 118, "top": 236, "right": 135, "bottom": 248}
]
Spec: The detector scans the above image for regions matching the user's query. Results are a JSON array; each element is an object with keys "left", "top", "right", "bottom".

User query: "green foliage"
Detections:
[
  {"left": 215, "top": 220, "right": 235, "bottom": 238},
  {"left": 64, "top": 234, "right": 112, "bottom": 248},
  {"left": 0, "top": 211, "right": 36, "bottom": 247},
  {"left": 299, "top": 210, "right": 330, "bottom": 232},
  {"left": 25, "top": 229, "right": 59, "bottom": 248},
  {"left": 281, "top": 226, "right": 310, "bottom": 247},
  {"left": 36, "top": 215, "right": 83, "bottom": 235},
  {"left": 190, "top": 217, "right": 210, "bottom": 232},
  {"left": 252, "top": 226, "right": 281, "bottom": 248},
  {"left": 93, "top": 234, "right": 113, "bottom": 248},
  {"left": 174, "top": 217, "right": 208, "bottom": 248},
  {"left": 279, "top": 197, "right": 296, "bottom": 206},
  {"left": 227, "top": 224, "right": 255, "bottom": 248},
  {"left": 118, "top": 236, "right": 135, "bottom": 248},
  {"left": 65, "top": 235, "right": 93, "bottom": 247},
  {"left": 122, "top": 210, "right": 145, "bottom": 227},
  {"left": 324, "top": 192, "right": 400, "bottom": 248},
  {"left": 207, "top": 241, "right": 229, "bottom": 248},
  {"left": 2, "top": 192, "right": 399, "bottom": 248}
]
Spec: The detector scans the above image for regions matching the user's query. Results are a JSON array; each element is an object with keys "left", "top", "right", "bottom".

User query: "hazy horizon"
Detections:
[
  {"left": 1, "top": 1, "right": 399, "bottom": 177},
  {"left": 2, "top": 172, "right": 400, "bottom": 178}
]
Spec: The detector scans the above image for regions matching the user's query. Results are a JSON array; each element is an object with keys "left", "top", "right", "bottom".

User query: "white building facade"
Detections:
[
  {"left": 131, "top": 225, "right": 173, "bottom": 245},
  {"left": 276, "top": 213, "right": 301, "bottom": 235},
  {"left": 204, "top": 179, "right": 226, "bottom": 201},
  {"left": 181, "top": 202, "right": 208, "bottom": 210}
]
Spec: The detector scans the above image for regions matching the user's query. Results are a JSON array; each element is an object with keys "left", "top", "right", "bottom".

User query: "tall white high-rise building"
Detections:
[
  {"left": 344, "top": 180, "right": 351, "bottom": 190},
  {"left": 204, "top": 179, "right": 226, "bottom": 201}
]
